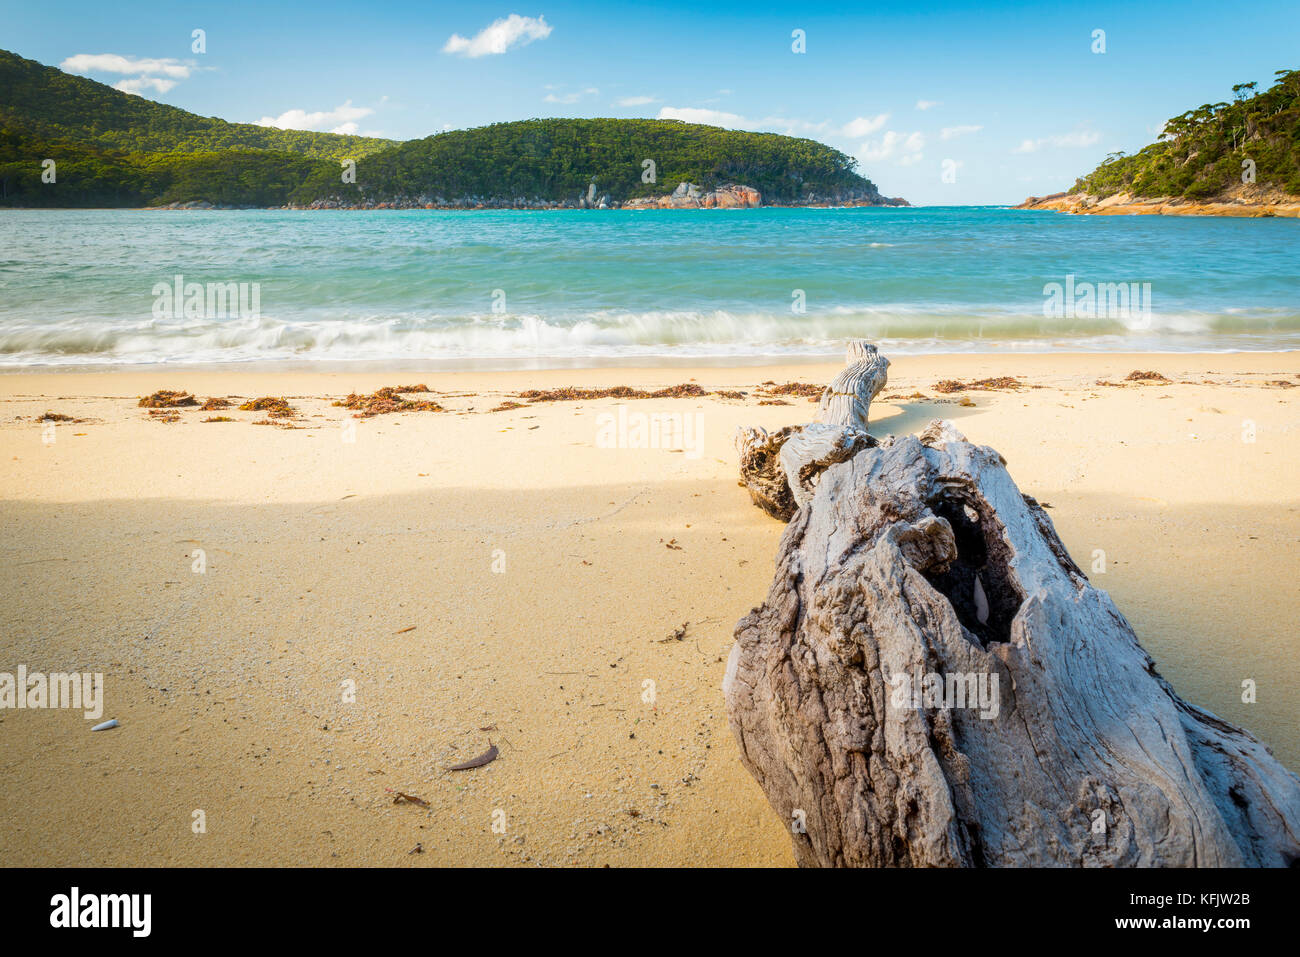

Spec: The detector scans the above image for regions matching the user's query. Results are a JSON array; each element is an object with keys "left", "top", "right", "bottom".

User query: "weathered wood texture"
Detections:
[
  {"left": 736, "top": 340, "right": 888, "bottom": 521},
  {"left": 727, "top": 410, "right": 1300, "bottom": 866},
  {"left": 819, "top": 339, "right": 890, "bottom": 430}
]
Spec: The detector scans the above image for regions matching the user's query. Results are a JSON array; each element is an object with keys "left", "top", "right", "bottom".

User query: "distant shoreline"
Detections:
[
  {"left": 0, "top": 200, "right": 913, "bottom": 212},
  {"left": 138, "top": 197, "right": 912, "bottom": 213},
  {"left": 1016, "top": 189, "right": 1300, "bottom": 218}
]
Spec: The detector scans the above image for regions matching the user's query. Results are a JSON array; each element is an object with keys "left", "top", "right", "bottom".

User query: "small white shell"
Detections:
[{"left": 91, "top": 719, "right": 119, "bottom": 731}]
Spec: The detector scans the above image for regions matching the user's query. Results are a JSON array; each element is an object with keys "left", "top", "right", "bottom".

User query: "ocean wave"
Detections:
[{"left": 1, "top": 304, "right": 1298, "bottom": 366}]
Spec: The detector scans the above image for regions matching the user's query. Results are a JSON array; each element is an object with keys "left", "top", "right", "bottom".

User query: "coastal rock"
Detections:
[
  {"left": 702, "top": 185, "right": 761, "bottom": 208},
  {"left": 1017, "top": 185, "right": 1300, "bottom": 218},
  {"left": 770, "top": 186, "right": 909, "bottom": 208},
  {"left": 625, "top": 182, "right": 763, "bottom": 210}
]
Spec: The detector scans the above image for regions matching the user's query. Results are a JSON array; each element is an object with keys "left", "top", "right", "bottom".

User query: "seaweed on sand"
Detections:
[
  {"left": 333, "top": 387, "right": 445, "bottom": 417},
  {"left": 756, "top": 381, "right": 824, "bottom": 399},
  {"left": 239, "top": 396, "right": 297, "bottom": 418},
  {"left": 516, "top": 383, "right": 710, "bottom": 402},
  {"left": 932, "top": 377, "right": 1024, "bottom": 393},
  {"left": 1125, "top": 370, "right": 1170, "bottom": 383},
  {"left": 138, "top": 390, "right": 198, "bottom": 408}
]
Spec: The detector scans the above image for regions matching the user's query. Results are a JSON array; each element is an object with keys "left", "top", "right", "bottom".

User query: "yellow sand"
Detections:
[{"left": 0, "top": 352, "right": 1297, "bottom": 866}]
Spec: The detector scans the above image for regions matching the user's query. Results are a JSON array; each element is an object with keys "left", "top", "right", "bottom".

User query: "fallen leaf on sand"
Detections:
[
  {"left": 394, "top": 626, "right": 416, "bottom": 634},
  {"left": 447, "top": 743, "right": 499, "bottom": 771}
]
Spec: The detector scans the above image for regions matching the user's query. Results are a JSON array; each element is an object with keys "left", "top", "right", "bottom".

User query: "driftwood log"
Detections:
[
  {"left": 737, "top": 341, "right": 888, "bottom": 520},
  {"left": 726, "top": 345, "right": 1300, "bottom": 867}
]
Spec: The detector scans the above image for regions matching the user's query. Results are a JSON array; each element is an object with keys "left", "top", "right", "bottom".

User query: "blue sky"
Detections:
[{"left": 4, "top": 0, "right": 1298, "bottom": 204}]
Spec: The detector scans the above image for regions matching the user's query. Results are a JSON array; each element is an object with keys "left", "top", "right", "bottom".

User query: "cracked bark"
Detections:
[{"left": 727, "top": 350, "right": 1300, "bottom": 867}]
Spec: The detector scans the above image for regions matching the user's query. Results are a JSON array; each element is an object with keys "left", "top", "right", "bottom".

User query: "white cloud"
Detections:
[
  {"left": 915, "top": 99, "right": 941, "bottom": 111},
  {"left": 859, "top": 130, "right": 925, "bottom": 165},
  {"left": 544, "top": 87, "right": 598, "bottom": 104},
  {"left": 657, "top": 107, "right": 900, "bottom": 142},
  {"left": 443, "top": 14, "right": 552, "bottom": 57},
  {"left": 616, "top": 95, "right": 657, "bottom": 107},
  {"left": 1013, "top": 130, "right": 1102, "bottom": 153},
  {"left": 657, "top": 108, "right": 831, "bottom": 136},
  {"left": 115, "top": 76, "right": 179, "bottom": 95},
  {"left": 61, "top": 53, "right": 197, "bottom": 97},
  {"left": 657, "top": 106, "right": 749, "bottom": 128},
  {"left": 61, "top": 53, "right": 195, "bottom": 79},
  {"left": 940, "top": 124, "right": 982, "bottom": 140},
  {"left": 758, "top": 116, "right": 834, "bottom": 136},
  {"left": 256, "top": 100, "right": 375, "bottom": 133},
  {"left": 841, "top": 113, "right": 890, "bottom": 138}
]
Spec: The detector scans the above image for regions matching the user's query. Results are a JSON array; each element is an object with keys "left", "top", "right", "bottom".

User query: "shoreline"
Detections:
[
  {"left": 1017, "top": 190, "right": 1300, "bottom": 218},
  {"left": 0, "top": 200, "right": 910, "bottom": 213},
  {"left": 3, "top": 347, "right": 1299, "bottom": 378},
  {"left": 2, "top": 351, "right": 1297, "bottom": 866},
  {"left": 3, "top": 349, "right": 1299, "bottom": 389}
]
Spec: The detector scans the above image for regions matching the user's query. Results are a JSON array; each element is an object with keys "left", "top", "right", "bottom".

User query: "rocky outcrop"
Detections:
[
  {"left": 1017, "top": 185, "right": 1300, "bottom": 218},
  {"left": 769, "top": 186, "right": 909, "bottom": 208},
  {"left": 621, "top": 181, "right": 910, "bottom": 210},
  {"left": 623, "top": 182, "right": 762, "bottom": 209}
]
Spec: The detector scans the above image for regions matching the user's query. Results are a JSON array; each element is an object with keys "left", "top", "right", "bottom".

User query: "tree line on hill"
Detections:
[
  {"left": 0, "top": 49, "right": 887, "bottom": 208},
  {"left": 1072, "top": 69, "right": 1300, "bottom": 200}
]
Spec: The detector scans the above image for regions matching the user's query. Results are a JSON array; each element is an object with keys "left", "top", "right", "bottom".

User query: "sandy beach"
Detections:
[{"left": 1, "top": 351, "right": 1297, "bottom": 867}]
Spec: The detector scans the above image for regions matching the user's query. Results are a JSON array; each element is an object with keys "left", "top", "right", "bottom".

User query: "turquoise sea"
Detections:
[{"left": 1, "top": 206, "right": 1298, "bottom": 368}]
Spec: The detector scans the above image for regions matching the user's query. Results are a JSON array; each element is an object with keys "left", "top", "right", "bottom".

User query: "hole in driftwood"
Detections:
[{"left": 922, "top": 493, "right": 1022, "bottom": 646}]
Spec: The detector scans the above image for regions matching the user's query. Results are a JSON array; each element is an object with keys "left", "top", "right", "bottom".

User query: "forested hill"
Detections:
[
  {"left": 290, "top": 118, "right": 888, "bottom": 207},
  {"left": 1070, "top": 69, "right": 1300, "bottom": 200},
  {"left": 0, "top": 48, "right": 898, "bottom": 209},
  {"left": 0, "top": 49, "right": 394, "bottom": 160}
]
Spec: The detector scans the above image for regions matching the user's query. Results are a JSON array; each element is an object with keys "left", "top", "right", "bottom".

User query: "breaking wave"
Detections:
[{"left": 2, "top": 303, "right": 1298, "bottom": 367}]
